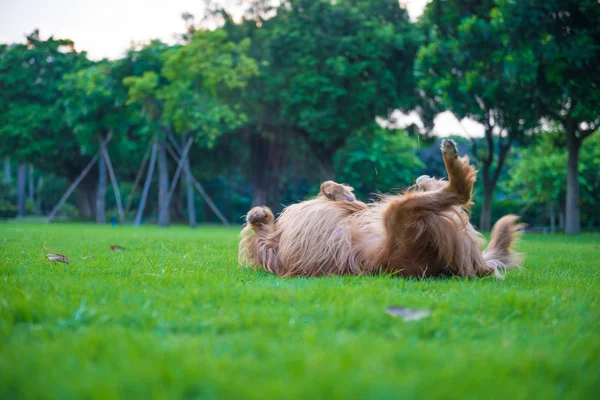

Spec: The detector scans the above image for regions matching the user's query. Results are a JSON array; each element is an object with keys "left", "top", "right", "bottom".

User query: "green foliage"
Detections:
[
  {"left": 0, "top": 31, "right": 90, "bottom": 177},
  {"left": 505, "top": 133, "right": 567, "bottom": 206},
  {"left": 1, "top": 224, "right": 599, "bottom": 398},
  {"left": 0, "top": 3, "right": 598, "bottom": 228},
  {"left": 416, "top": 0, "right": 539, "bottom": 145},
  {"left": 506, "top": 132, "right": 600, "bottom": 227},
  {"left": 62, "top": 60, "right": 133, "bottom": 154},
  {"left": 0, "top": 199, "right": 17, "bottom": 219},
  {"left": 161, "top": 29, "right": 259, "bottom": 146},
  {"left": 275, "top": 0, "right": 420, "bottom": 150},
  {"left": 335, "top": 127, "right": 424, "bottom": 199},
  {"left": 222, "top": 0, "right": 422, "bottom": 165},
  {"left": 122, "top": 41, "right": 170, "bottom": 124},
  {"left": 491, "top": 0, "right": 600, "bottom": 133}
]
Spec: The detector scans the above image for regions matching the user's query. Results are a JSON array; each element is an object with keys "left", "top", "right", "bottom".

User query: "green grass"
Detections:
[{"left": 1, "top": 223, "right": 599, "bottom": 399}]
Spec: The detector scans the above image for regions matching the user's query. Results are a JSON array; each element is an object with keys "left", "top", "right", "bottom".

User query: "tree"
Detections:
[
  {"left": 506, "top": 132, "right": 600, "bottom": 231},
  {"left": 62, "top": 60, "right": 132, "bottom": 223},
  {"left": 0, "top": 31, "right": 92, "bottom": 216},
  {"left": 491, "top": 0, "right": 600, "bottom": 233},
  {"left": 216, "top": 0, "right": 422, "bottom": 207},
  {"left": 161, "top": 28, "right": 258, "bottom": 227},
  {"left": 123, "top": 41, "right": 173, "bottom": 226},
  {"left": 415, "top": 0, "right": 539, "bottom": 230},
  {"left": 269, "top": 0, "right": 420, "bottom": 175}
]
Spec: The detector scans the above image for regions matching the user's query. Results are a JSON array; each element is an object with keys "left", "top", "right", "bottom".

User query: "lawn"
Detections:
[{"left": 0, "top": 223, "right": 599, "bottom": 399}]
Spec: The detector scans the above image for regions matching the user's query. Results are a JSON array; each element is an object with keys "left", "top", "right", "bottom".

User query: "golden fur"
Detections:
[{"left": 239, "top": 139, "right": 524, "bottom": 278}]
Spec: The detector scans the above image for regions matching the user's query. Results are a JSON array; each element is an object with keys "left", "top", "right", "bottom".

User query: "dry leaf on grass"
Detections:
[
  {"left": 385, "top": 307, "right": 431, "bottom": 321},
  {"left": 110, "top": 245, "right": 126, "bottom": 251},
  {"left": 45, "top": 254, "right": 70, "bottom": 264}
]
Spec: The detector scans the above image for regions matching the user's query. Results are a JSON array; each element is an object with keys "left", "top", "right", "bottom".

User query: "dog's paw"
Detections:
[
  {"left": 441, "top": 139, "right": 458, "bottom": 157},
  {"left": 247, "top": 206, "right": 274, "bottom": 226},
  {"left": 416, "top": 175, "right": 432, "bottom": 186},
  {"left": 320, "top": 181, "right": 356, "bottom": 202}
]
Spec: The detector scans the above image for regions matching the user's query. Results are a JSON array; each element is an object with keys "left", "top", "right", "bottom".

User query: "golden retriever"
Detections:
[{"left": 239, "top": 139, "right": 523, "bottom": 278}]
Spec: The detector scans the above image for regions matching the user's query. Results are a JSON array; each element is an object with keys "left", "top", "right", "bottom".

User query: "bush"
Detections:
[{"left": 0, "top": 199, "right": 17, "bottom": 219}]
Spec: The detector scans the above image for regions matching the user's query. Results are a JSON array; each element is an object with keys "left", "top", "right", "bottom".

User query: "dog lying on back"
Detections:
[{"left": 239, "top": 139, "right": 523, "bottom": 278}]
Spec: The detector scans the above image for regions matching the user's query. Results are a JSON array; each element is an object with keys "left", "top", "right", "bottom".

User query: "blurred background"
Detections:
[{"left": 0, "top": 0, "right": 598, "bottom": 232}]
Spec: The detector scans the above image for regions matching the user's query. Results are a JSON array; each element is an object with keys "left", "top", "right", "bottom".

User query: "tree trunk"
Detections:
[
  {"left": 480, "top": 182, "right": 493, "bottom": 231},
  {"left": 28, "top": 165, "right": 34, "bottom": 203},
  {"left": 182, "top": 134, "right": 196, "bottom": 228},
  {"left": 3, "top": 157, "right": 10, "bottom": 184},
  {"left": 17, "top": 165, "right": 27, "bottom": 217},
  {"left": 184, "top": 155, "right": 196, "bottom": 228},
  {"left": 157, "top": 138, "right": 170, "bottom": 227},
  {"left": 549, "top": 201, "right": 556, "bottom": 234},
  {"left": 96, "top": 154, "right": 107, "bottom": 224},
  {"left": 35, "top": 176, "right": 43, "bottom": 214},
  {"left": 559, "top": 210, "right": 565, "bottom": 229},
  {"left": 252, "top": 188, "right": 268, "bottom": 207},
  {"left": 565, "top": 129, "right": 581, "bottom": 234},
  {"left": 75, "top": 182, "right": 96, "bottom": 219},
  {"left": 102, "top": 146, "right": 125, "bottom": 223}
]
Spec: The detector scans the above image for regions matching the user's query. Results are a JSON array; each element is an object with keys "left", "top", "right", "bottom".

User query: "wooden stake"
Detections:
[
  {"left": 47, "top": 134, "right": 113, "bottom": 222},
  {"left": 165, "top": 142, "right": 230, "bottom": 226},
  {"left": 134, "top": 141, "right": 157, "bottom": 228},
  {"left": 124, "top": 140, "right": 153, "bottom": 214},
  {"left": 102, "top": 144, "right": 125, "bottom": 223},
  {"left": 165, "top": 137, "right": 193, "bottom": 207}
]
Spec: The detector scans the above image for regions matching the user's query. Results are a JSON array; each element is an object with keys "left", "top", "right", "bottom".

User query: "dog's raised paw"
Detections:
[
  {"left": 320, "top": 181, "right": 356, "bottom": 202},
  {"left": 247, "top": 206, "right": 274, "bottom": 226},
  {"left": 416, "top": 175, "right": 432, "bottom": 186},
  {"left": 441, "top": 139, "right": 458, "bottom": 157}
]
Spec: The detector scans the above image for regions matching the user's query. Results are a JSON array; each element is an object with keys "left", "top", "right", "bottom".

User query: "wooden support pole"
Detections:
[
  {"left": 102, "top": 144, "right": 125, "bottom": 223},
  {"left": 124, "top": 140, "right": 153, "bottom": 214},
  {"left": 165, "top": 143, "right": 230, "bottom": 226},
  {"left": 165, "top": 137, "right": 193, "bottom": 207},
  {"left": 134, "top": 141, "right": 158, "bottom": 228},
  {"left": 47, "top": 133, "right": 113, "bottom": 222}
]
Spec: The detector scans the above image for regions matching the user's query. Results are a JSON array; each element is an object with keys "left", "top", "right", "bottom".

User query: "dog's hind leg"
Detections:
[
  {"left": 238, "top": 206, "right": 280, "bottom": 274},
  {"left": 440, "top": 139, "right": 477, "bottom": 206},
  {"left": 378, "top": 140, "right": 481, "bottom": 277}
]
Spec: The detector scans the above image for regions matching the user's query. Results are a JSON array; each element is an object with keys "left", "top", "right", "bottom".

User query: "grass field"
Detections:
[{"left": 0, "top": 223, "right": 599, "bottom": 399}]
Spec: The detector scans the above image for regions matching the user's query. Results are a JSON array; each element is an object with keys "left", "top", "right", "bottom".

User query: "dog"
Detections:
[{"left": 239, "top": 139, "right": 524, "bottom": 278}]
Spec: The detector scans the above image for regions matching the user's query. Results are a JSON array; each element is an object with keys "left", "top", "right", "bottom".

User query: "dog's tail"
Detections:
[{"left": 483, "top": 215, "right": 525, "bottom": 278}]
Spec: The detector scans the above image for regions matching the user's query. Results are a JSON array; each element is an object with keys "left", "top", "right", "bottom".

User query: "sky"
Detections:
[{"left": 0, "top": 0, "right": 482, "bottom": 137}]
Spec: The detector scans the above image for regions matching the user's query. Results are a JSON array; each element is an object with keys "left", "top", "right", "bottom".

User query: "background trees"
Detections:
[
  {"left": 416, "top": 0, "right": 539, "bottom": 230},
  {"left": 0, "top": 1, "right": 598, "bottom": 232},
  {"left": 489, "top": 0, "right": 600, "bottom": 233}
]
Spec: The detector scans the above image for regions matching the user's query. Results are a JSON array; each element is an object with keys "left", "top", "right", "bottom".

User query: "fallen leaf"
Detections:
[
  {"left": 110, "top": 245, "right": 126, "bottom": 251},
  {"left": 385, "top": 306, "right": 431, "bottom": 321},
  {"left": 46, "top": 254, "right": 70, "bottom": 264}
]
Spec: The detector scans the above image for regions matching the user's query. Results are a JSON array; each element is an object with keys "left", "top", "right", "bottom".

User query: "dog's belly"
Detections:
[{"left": 274, "top": 199, "right": 364, "bottom": 276}]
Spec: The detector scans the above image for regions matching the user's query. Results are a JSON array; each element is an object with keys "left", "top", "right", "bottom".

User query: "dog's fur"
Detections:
[{"left": 239, "top": 139, "right": 524, "bottom": 278}]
